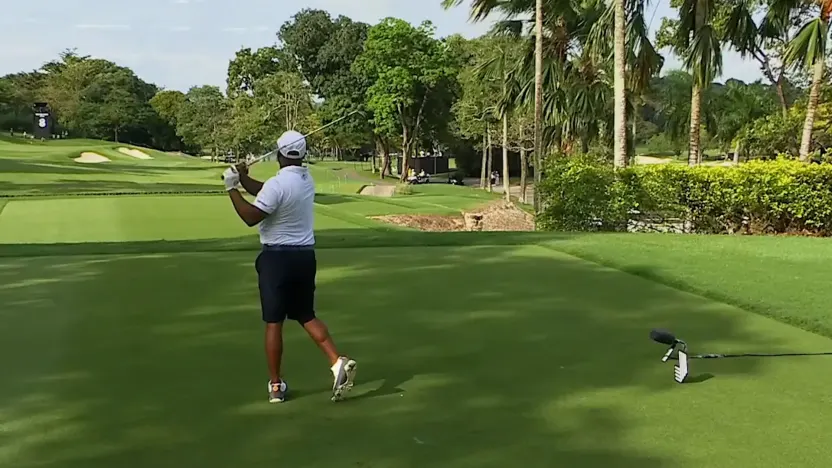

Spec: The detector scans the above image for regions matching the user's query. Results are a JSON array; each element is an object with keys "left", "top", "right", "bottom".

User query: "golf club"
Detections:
[
  {"left": 649, "top": 328, "right": 832, "bottom": 383},
  {"left": 221, "top": 110, "right": 363, "bottom": 180}
]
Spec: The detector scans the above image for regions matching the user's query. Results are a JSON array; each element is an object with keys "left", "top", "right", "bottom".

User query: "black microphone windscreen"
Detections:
[{"left": 650, "top": 329, "right": 677, "bottom": 345}]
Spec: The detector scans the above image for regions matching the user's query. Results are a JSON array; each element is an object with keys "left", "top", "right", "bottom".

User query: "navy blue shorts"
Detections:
[{"left": 255, "top": 246, "right": 317, "bottom": 324}]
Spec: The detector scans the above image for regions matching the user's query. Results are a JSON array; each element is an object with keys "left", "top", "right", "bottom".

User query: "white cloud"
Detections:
[
  {"left": 221, "top": 26, "right": 248, "bottom": 33},
  {"left": 74, "top": 24, "right": 131, "bottom": 31}
]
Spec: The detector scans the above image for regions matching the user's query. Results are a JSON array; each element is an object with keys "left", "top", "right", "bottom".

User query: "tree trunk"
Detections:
[
  {"left": 481, "top": 128, "right": 488, "bottom": 189},
  {"left": 400, "top": 127, "right": 411, "bottom": 182},
  {"left": 486, "top": 128, "right": 493, "bottom": 192},
  {"left": 503, "top": 112, "right": 510, "bottom": 201},
  {"left": 114, "top": 127, "right": 119, "bottom": 143},
  {"left": 629, "top": 113, "right": 637, "bottom": 162},
  {"left": 520, "top": 124, "right": 528, "bottom": 204},
  {"left": 776, "top": 74, "right": 789, "bottom": 119},
  {"left": 613, "top": 0, "right": 627, "bottom": 169},
  {"left": 799, "top": 58, "right": 824, "bottom": 162},
  {"left": 688, "top": 84, "right": 702, "bottom": 166},
  {"left": 533, "top": 0, "right": 544, "bottom": 218}
]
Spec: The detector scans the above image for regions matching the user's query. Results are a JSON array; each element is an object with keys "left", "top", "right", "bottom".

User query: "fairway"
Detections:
[
  {"left": 3, "top": 245, "right": 832, "bottom": 467},
  {"left": 0, "top": 196, "right": 370, "bottom": 244}
]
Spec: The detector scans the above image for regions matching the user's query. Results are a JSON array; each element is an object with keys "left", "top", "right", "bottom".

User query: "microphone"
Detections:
[{"left": 650, "top": 329, "right": 678, "bottom": 346}]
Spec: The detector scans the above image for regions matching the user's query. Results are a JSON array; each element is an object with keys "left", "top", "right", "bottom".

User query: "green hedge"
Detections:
[{"left": 537, "top": 156, "right": 832, "bottom": 236}]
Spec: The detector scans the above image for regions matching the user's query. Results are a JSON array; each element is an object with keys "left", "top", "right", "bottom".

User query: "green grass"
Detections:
[
  {"left": 543, "top": 233, "right": 832, "bottom": 338},
  {"left": 4, "top": 242, "right": 832, "bottom": 467},
  {"left": 4, "top": 137, "right": 832, "bottom": 467}
]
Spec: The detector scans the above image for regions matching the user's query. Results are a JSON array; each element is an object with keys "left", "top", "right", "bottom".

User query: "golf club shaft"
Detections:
[
  {"left": 669, "top": 351, "right": 832, "bottom": 360},
  {"left": 221, "top": 110, "right": 361, "bottom": 180},
  {"left": 246, "top": 110, "right": 361, "bottom": 168}
]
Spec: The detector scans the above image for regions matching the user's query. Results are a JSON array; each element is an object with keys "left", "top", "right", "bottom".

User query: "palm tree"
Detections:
[
  {"left": 443, "top": 0, "right": 661, "bottom": 172},
  {"left": 671, "top": 0, "right": 722, "bottom": 165},
  {"left": 476, "top": 36, "right": 524, "bottom": 201},
  {"left": 781, "top": 0, "right": 832, "bottom": 161},
  {"left": 587, "top": 0, "right": 664, "bottom": 162},
  {"left": 442, "top": 0, "right": 563, "bottom": 213}
]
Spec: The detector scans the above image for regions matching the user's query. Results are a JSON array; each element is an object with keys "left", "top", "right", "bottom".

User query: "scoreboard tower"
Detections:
[{"left": 32, "top": 102, "right": 53, "bottom": 139}]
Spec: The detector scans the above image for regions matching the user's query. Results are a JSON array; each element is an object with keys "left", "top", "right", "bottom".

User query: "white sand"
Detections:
[
  {"left": 74, "top": 152, "right": 111, "bottom": 163},
  {"left": 118, "top": 147, "right": 153, "bottom": 159}
]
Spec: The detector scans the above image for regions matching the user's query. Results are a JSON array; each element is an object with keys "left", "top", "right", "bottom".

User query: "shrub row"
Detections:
[{"left": 536, "top": 156, "right": 832, "bottom": 236}]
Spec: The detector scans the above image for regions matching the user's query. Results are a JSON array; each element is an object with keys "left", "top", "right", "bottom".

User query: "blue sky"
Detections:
[{"left": 0, "top": 0, "right": 762, "bottom": 92}]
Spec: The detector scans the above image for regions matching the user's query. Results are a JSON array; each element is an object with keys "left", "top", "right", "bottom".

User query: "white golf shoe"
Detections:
[{"left": 330, "top": 357, "right": 357, "bottom": 401}]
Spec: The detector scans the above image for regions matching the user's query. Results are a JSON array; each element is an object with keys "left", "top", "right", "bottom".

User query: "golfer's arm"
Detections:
[
  {"left": 228, "top": 189, "right": 268, "bottom": 227},
  {"left": 239, "top": 174, "right": 264, "bottom": 196}
]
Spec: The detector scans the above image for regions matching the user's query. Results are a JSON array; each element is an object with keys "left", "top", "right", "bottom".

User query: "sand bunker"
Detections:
[
  {"left": 74, "top": 152, "right": 111, "bottom": 163},
  {"left": 118, "top": 147, "right": 153, "bottom": 159},
  {"left": 359, "top": 185, "right": 396, "bottom": 197}
]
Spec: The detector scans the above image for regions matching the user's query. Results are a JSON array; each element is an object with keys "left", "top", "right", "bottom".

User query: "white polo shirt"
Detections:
[{"left": 252, "top": 166, "right": 315, "bottom": 246}]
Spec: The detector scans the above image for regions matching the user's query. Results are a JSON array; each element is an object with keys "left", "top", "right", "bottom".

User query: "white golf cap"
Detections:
[{"left": 277, "top": 130, "right": 307, "bottom": 159}]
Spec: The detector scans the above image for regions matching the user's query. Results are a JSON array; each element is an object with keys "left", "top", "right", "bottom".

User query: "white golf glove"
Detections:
[{"left": 223, "top": 166, "right": 240, "bottom": 191}]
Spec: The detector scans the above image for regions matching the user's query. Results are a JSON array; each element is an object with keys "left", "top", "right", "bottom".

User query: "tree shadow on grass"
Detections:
[
  {"left": 0, "top": 244, "right": 786, "bottom": 468},
  {"left": 0, "top": 229, "right": 561, "bottom": 258}
]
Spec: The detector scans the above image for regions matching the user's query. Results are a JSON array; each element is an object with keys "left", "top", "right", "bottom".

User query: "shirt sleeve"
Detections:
[{"left": 253, "top": 178, "right": 282, "bottom": 214}]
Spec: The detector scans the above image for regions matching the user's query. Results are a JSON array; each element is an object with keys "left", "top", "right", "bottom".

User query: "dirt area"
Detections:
[
  {"left": 359, "top": 185, "right": 396, "bottom": 197},
  {"left": 370, "top": 214, "right": 466, "bottom": 231},
  {"left": 371, "top": 200, "right": 535, "bottom": 232}
]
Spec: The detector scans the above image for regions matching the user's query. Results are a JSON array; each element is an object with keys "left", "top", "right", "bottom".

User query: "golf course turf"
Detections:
[{"left": 3, "top": 138, "right": 832, "bottom": 467}]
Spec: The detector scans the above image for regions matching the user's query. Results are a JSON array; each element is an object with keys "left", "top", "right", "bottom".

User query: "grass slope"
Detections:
[
  {"left": 543, "top": 233, "right": 832, "bottom": 338},
  {"left": 0, "top": 138, "right": 223, "bottom": 196}
]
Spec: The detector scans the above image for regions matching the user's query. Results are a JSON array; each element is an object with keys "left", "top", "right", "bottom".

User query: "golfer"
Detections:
[{"left": 222, "top": 130, "right": 357, "bottom": 403}]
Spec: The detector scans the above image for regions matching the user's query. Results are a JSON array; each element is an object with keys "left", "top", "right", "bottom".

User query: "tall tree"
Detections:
[
  {"left": 721, "top": 0, "right": 812, "bottom": 117},
  {"left": 353, "top": 19, "right": 460, "bottom": 181},
  {"left": 475, "top": 35, "right": 525, "bottom": 199},
  {"left": 177, "top": 86, "right": 231, "bottom": 159},
  {"left": 226, "top": 46, "right": 295, "bottom": 97},
  {"left": 277, "top": 9, "right": 374, "bottom": 168},
  {"left": 782, "top": 0, "right": 832, "bottom": 161},
  {"left": 660, "top": 0, "right": 723, "bottom": 165},
  {"left": 77, "top": 68, "right": 154, "bottom": 142},
  {"left": 150, "top": 90, "right": 186, "bottom": 129}
]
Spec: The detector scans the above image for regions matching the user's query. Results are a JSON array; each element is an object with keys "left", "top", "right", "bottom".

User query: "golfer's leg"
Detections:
[
  {"left": 302, "top": 319, "right": 339, "bottom": 365},
  {"left": 293, "top": 249, "right": 356, "bottom": 401},
  {"left": 265, "top": 322, "right": 284, "bottom": 383},
  {"left": 257, "top": 250, "right": 289, "bottom": 402}
]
